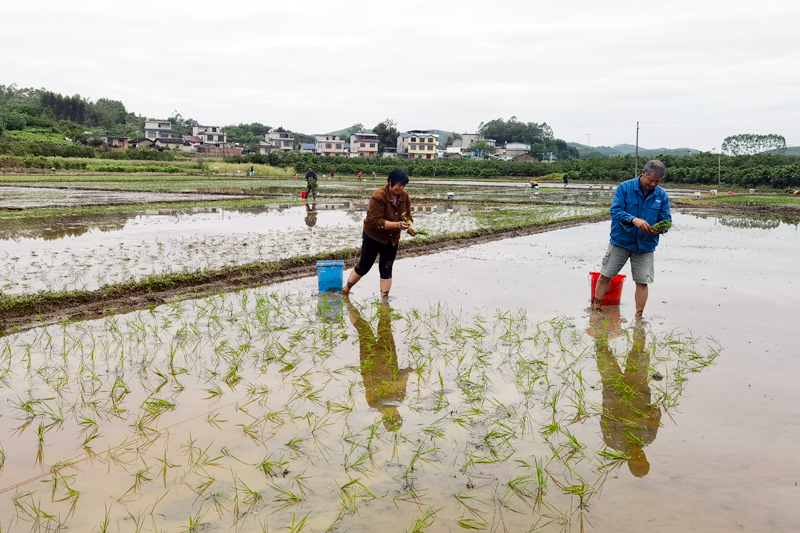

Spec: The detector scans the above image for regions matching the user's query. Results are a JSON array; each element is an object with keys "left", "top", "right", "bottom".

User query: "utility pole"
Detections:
[
  {"left": 585, "top": 133, "right": 592, "bottom": 146},
  {"left": 634, "top": 122, "right": 640, "bottom": 177}
]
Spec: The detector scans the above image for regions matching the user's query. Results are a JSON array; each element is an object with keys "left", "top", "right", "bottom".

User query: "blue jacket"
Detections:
[{"left": 609, "top": 177, "right": 671, "bottom": 252}]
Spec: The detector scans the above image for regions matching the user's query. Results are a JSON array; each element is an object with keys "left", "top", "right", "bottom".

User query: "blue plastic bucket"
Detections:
[{"left": 317, "top": 260, "right": 344, "bottom": 292}]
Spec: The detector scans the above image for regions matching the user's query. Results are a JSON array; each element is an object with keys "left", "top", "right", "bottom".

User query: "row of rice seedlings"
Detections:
[{"left": 0, "top": 290, "right": 719, "bottom": 531}]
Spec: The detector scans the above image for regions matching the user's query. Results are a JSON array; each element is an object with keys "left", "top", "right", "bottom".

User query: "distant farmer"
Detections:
[
  {"left": 305, "top": 167, "right": 318, "bottom": 198},
  {"left": 341, "top": 168, "right": 415, "bottom": 299},
  {"left": 330, "top": 169, "right": 335, "bottom": 180},
  {"left": 592, "top": 160, "right": 671, "bottom": 317},
  {"left": 372, "top": 171, "right": 376, "bottom": 180},
  {"left": 358, "top": 170, "right": 363, "bottom": 180},
  {"left": 563, "top": 173, "right": 569, "bottom": 187}
]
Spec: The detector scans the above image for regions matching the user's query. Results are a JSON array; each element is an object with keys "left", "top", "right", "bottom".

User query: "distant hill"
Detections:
[
  {"left": 568, "top": 142, "right": 701, "bottom": 159},
  {"left": 780, "top": 146, "right": 800, "bottom": 156}
]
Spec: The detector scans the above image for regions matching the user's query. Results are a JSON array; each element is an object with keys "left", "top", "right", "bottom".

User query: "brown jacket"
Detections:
[{"left": 363, "top": 184, "right": 412, "bottom": 245}]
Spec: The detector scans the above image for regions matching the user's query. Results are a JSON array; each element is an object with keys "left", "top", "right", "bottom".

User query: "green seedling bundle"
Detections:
[{"left": 651, "top": 219, "right": 672, "bottom": 232}]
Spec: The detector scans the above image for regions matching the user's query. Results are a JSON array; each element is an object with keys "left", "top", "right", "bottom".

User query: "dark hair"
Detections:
[{"left": 387, "top": 168, "right": 409, "bottom": 186}]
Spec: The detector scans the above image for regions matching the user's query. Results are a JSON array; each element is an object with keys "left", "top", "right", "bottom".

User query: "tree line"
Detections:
[{"left": 223, "top": 150, "right": 800, "bottom": 189}]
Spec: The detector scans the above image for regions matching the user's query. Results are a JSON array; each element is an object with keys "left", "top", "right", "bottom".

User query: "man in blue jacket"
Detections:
[{"left": 592, "top": 160, "right": 671, "bottom": 317}]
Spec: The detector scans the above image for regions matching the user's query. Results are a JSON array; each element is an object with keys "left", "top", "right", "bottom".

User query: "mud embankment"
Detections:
[{"left": 0, "top": 216, "right": 609, "bottom": 333}]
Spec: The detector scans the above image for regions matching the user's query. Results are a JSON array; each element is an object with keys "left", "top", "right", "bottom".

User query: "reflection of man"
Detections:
[
  {"left": 304, "top": 203, "right": 317, "bottom": 228},
  {"left": 344, "top": 297, "right": 411, "bottom": 431},
  {"left": 594, "top": 327, "right": 661, "bottom": 477}
]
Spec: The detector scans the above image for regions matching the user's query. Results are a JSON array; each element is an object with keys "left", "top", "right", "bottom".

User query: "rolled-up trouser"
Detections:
[
  {"left": 600, "top": 244, "right": 655, "bottom": 284},
  {"left": 354, "top": 232, "right": 399, "bottom": 279}
]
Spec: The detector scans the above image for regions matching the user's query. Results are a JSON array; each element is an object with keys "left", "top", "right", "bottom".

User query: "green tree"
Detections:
[
  {"left": 3, "top": 111, "right": 26, "bottom": 131},
  {"left": 444, "top": 132, "right": 462, "bottom": 146},
  {"left": 722, "top": 134, "right": 786, "bottom": 155},
  {"left": 347, "top": 123, "right": 364, "bottom": 137},
  {"left": 90, "top": 98, "right": 127, "bottom": 130},
  {"left": 372, "top": 118, "right": 400, "bottom": 153},
  {"left": 469, "top": 141, "right": 497, "bottom": 156}
]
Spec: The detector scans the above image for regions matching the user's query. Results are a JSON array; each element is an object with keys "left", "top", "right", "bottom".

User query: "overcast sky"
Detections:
[{"left": 3, "top": 0, "right": 799, "bottom": 150}]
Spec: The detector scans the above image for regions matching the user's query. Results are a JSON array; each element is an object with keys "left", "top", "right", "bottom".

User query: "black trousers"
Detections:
[{"left": 354, "top": 232, "right": 399, "bottom": 279}]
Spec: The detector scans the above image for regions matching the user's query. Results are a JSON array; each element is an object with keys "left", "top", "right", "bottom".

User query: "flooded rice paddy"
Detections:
[
  {"left": 0, "top": 288, "right": 719, "bottom": 532},
  {"left": 0, "top": 203, "right": 599, "bottom": 294},
  {"left": 0, "top": 187, "right": 246, "bottom": 209},
  {"left": 0, "top": 210, "right": 798, "bottom": 532}
]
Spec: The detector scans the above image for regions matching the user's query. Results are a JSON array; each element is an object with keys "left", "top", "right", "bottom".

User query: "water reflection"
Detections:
[
  {"left": 304, "top": 203, "right": 317, "bottom": 228},
  {"left": 589, "top": 313, "right": 661, "bottom": 477},
  {"left": 0, "top": 201, "right": 478, "bottom": 248},
  {"left": 344, "top": 298, "right": 410, "bottom": 431},
  {"left": 688, "top": 211, "right": 800, "bottom": 230}
]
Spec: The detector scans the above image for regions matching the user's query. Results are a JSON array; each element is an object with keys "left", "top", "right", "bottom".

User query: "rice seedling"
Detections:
[{"left": 0, "top": 287, "right": 720, "bottom": 532}]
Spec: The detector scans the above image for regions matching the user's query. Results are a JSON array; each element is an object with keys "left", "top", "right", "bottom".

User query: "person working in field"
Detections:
[
  {"left": 344, "top": 297, "right": 410, "bottom": 431},
  {"left": 304, "top": 167, "right": 318, "bottom": 199},
  {"left": 341, "top": 168, "right": 415, "bottom": 299},
  {"left": 592, "top": 160, "right": 671, "bottom": 317}
]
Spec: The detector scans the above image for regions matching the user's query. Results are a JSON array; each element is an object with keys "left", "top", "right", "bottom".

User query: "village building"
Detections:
[
  {"left": 264, "top": 129, "right": 295, "bottom": 151},
  {"left": 154, "top": 138, "right": 193, "bottom": 151},
  {"left": 512, "top": 153, "right": 539, "bottom": 162},
  {"left": 451, "top": 133, "right": 496, "bottom": 150},
  {"left": 103, "top": 136, "right": 128, "bottom": 149},
  {"left": 299, "top": 143, "right": 316, "bottom": 153},
  {"left": 144, "top": 120, "right": 173, "bottom": 140},
  {"left": 192, "top": 125, "right": 227, "bottom": 145},
  {"left": 128, "top": 138, "right": 156, "bottom": 149},
  {"left": 504, "top": 141, "right": 532, "bottom": 158},
  {"left": 315, "top": 134, "right": 347, "bottom": 157},
  {"left": 349, "top": 133, "right": 379, "bottom": 157},
  {"left": 397, "top": 131, "right": 439, "bottom": 159}
]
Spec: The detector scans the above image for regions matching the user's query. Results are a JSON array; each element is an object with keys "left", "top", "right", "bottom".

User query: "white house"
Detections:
[
  {"left": 504, "top": 141, "right": 532, "bottom": 158},
  {"left": 315, "top": 135, "right": 347, "bottom": 157},
  {"left": 265, "top": 129, "right": 295, "bottom": 152},
  {"left": 453, "top": 133, "right": 496, "bottom": 150},
  {"left": 192, "top": 125, "right": 227, "bottom": 145},
  {"left": 144, "top": 120, "right": 172, "bottom": 140}
]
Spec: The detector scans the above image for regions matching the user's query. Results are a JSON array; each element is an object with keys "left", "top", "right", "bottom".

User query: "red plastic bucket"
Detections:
[
  {"left": 589, "top": 272, "right": 626, "bottom": 306},
  {"left": 301, "top": 191, "right": 307, "bottom": 199}
]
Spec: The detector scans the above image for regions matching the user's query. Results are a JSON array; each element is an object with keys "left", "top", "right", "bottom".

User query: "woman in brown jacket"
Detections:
[{"left": 342, "top": 168, "right": 415, "bottom": 298}]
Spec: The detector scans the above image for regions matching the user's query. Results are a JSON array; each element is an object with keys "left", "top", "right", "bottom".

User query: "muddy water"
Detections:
[
  {"left": 0, "top": 203, "right": 481, "bottom": 293},
  {"left": 0, "top": 211, "right": 796, "bottom": 532},
  {"left": 276, "top": 210, "right": 796, "bottom": 532},
  {"left": 0, "top": 290, "right": 718, "bottom": 533},
  {"left": 0, "top": 186, "right": 245, "bottom": 208}
]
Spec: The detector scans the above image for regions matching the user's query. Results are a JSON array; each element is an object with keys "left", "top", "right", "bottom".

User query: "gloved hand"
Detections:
[{"left": 398, "top": 221, "right": 411, "bottom": 230}]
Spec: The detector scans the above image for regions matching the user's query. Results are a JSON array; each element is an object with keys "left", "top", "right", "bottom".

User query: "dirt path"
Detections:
[{"left": 0, "top": 216, "right": 608, "bottom": 333}]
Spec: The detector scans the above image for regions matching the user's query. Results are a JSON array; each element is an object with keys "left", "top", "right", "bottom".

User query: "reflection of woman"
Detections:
[
  {"left": 595, "top": 327, "right": 661, "bottom": 477},
  {"left": 304, "top": 203, "right": 317, "bottom": 228},
  {"left": 341, "top": 169, "right": 415, "bottom": 298},
  {"left": 345, "top": 298, "right": 410, "bottom": 430}
]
